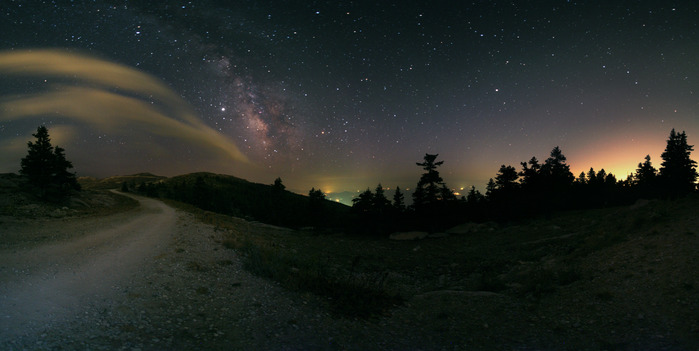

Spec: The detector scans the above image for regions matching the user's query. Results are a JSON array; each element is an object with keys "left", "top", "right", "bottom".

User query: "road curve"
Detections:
[{"left": 0, "top": 193, "right": 175, "bottom": 340}]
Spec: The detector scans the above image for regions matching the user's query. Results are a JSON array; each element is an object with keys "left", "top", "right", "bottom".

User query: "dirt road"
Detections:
[{"left": 0, "top": 193, "right": 175, "bottom": 343}]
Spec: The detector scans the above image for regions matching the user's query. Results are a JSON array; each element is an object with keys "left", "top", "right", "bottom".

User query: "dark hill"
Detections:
[
  {"left": 122, "top": 172, "right": 351, "bottom": 229},
  {"left": 79, "top": 173, "right": 167, "bottom": 190}
]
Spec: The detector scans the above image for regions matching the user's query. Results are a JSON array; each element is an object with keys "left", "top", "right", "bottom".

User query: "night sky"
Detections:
[{"left": 1, "top": 1, "right": 698, "bottom": 197}]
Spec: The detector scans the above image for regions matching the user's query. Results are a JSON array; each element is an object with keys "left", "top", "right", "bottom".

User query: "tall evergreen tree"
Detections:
[
  {"left": 466, "top": 186, "right": 484, "bottom": 204},
  {"left": 576, "top": 171, "right": 587, "bottom": 185},
  {"left": 392, "top": 186, "right": 405, "bottom": 212},
  {"left": 540, "top": 146, "right": 574, "bottom": 186},
  {"left": 587, "top": 168, "right": 597, "bottom": 185},
  {"left": 495, "top": 164, "right": 519, "bottom": 191},
  {"left": 351, "top": 188, "right": 374, "bottom": 213},
  {"left": 485, "top": 178, "right": 497, "bottom": 199},
  {"left": 519, "top": 156, "right": 541, "bottom": 187},
  {"left": 659, "top": 129, "right": 698, "bottom": 195},
  {"left": 412, "top": 153, "right": 445, "bottom": 210},
  {"left": 372, "top": 183, "right": 391, "bottom": 213},
  {"left": 634, "top": 155, "right": 658, "bottom": 197},
  {"left": 440, "top": 183, "right": 457, "bottom": 202},
  {"left": 20, "top": 126, "right": 55, "bottom": 191},
  {"left": 635, "top": 155, "right": 657, "bottom": 186},
  {"left": 52, "top": 146, "right": 80, "bottom": 193},
  {"left": 20, "top": 126, "right": 79, "bottom": 198},
  {"left": 596, "top": 169, "right": 607, "bottom": 184}
]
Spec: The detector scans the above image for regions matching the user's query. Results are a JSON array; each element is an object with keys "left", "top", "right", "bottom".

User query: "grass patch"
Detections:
[{"left": 238, "top": 240, "right": 403, "bottom": 318}]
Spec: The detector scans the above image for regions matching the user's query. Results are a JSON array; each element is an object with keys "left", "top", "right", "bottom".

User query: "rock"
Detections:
[
  {"left": 389, "top": 231, "right": 429, "bottom": 240},
  {"left": 427, "top": 232, "right": 449, "bottom": 238}
]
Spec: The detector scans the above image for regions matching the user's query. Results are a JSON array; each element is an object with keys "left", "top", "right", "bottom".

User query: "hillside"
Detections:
[
  {"left": 88, "top": 172, "right": 352, "bottom": 229},
  {"left": 77, "top": 173, "right": 167, "bottom": 190},
  {"left": 0, "top": 173, "right": 137, "bottom": 221}
]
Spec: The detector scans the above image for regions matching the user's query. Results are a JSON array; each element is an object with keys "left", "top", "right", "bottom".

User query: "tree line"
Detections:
[
  {"left": 348, "top": 129, "right": 697, "bottom": 232},
  {"left": 17, "top": 126, "right": 697, "bottom": 234}
]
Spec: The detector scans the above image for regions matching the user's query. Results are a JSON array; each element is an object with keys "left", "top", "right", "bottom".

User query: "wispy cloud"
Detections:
[{"left": 0, "top": 49, "right": 248, "bottom": 164}]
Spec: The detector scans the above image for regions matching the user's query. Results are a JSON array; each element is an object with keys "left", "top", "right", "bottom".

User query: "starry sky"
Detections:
[{"left": 1, "top": 1, "right": 698, "bottom": 197}]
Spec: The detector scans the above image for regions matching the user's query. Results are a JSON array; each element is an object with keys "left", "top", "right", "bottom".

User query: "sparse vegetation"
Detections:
[{"left": 170, "top": 193, "right": 697, "bottom": 322}]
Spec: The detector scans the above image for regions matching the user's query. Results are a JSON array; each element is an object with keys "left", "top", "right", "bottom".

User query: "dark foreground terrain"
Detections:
[{"left": 1, "top": 174, "right": 697, "bottom": 349}]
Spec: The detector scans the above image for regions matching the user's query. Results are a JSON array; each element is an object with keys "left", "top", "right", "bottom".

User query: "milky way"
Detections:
[{"left": 1, "top": 1, "right": 698, "bottom": 195}]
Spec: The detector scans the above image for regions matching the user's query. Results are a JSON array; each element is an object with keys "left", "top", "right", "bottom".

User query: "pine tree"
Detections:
[
  {"left": 20, "top": 126, "right": 54, "bottom": 191},
  {"left": 52, "top": 146, "right": 80, "bottom": 193},
  {"left": 20, "top": 126, "right": 79, "bottom": 199},
  {"left": 466, "top": 186, "right": 484, "bottom": 204},
  {"left": 440, "top": 183, "right": 457, "bottom": 202},
  {"left": 587, "top": 168, "right": 597, "bottom": 185},
  {"left": 351, "top": 188, "right": 374, "bottom": 213},
  {"left": 485, "top": 178, "right": 497, "bottom": 199},
  {"left": 412, "top": 153, "right": 445, "bottom": 210},
  {"left": 271, "top": 177, "right": 286, "bottom": 193},
  {"left": 519, "top": 157, "right": 541, "bottom": 187},
  {"left": 659, "top": 129, "right": 698, "bottom": 195},
  {"left": 495, "top": 164, "right": 519, "bottom": 191},
  {"left": 576, "top": 172, "right": 587, "bottom": 185},
  {"left": 634, "top": 155, "right": 657, "bottom": 188},
  {"left": 541, "top": 146, "right": 574, "bottom": 187},
  {"left": 372, "top": 183, "right": 391, "bottom": 213},
  {"left": 392, "top": 186, "right": 405, "bottom": 212}
]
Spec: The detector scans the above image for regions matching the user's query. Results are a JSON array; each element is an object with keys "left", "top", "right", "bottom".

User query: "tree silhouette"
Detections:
[
  {"left": 466, "top": 186, "right": 484, "bottom": 204},
  {"left": 586, "top": 168, "right": 597, "bottom": 185},
  {"left": 392, "top": 186, "right": 405, "bottom": 212},
  {"left": 519, "top": 157, "right": 541, "bottom": 187},
  {"left": 485, "top": 178, "right": 497, "bottom": 199},
  {"left": 596, "top": 169, "right": 607, "bottom": 185},
  {"left": 635, "top": 155, "right": 657, "bottom": 185},
  {"left": 309, "top": 188, "right": 325, "bottom": 202},
  {"left": 495, "top": 165, "right": 518, "bottom": 191},
  {"left": 440, "top": 183, "right": 457, "bottom": 202},
  {"left": 352, "top": 188, "right": 374, "bottom": 213},
  {"left": 412, "top": 153, "right": 445, "bottom": 211},
  {"left": 20, "top": 126, "right": 80, "bottom": 199},
  {"left": 659, "top": 129, "right": 698, "bottom": 195},
  {"left": 540, "top": 146, "right": 574, "bottom": 187},
  {"left": 633, "top": 155, "right": 658, "bottom": 197},
  {"left": 372, "top": 184, "right": 391, "bottom": 212},
  {"left": 272, "top": 177, "right": 286, "bottom": 193},
  {"left": 576, "top": 171, "right": 587, "bottom": 185}
]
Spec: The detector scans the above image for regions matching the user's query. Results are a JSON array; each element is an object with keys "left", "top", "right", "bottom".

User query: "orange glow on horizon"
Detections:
[{"left": 569, "top": 134, "right": 666, "bottom": 180}]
